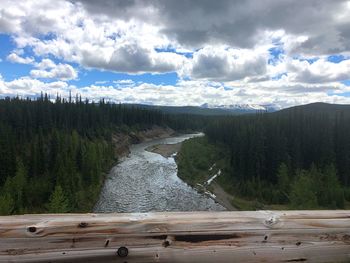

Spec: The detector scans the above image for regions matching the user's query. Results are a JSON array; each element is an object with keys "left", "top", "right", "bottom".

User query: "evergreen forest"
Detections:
[
  {"left": 0, "top": 95, "right": 202, "bottom": 214},
  {"left": 204, "top": 103, "right": 350, "bottom": 208},
  {"left": 1, "top": 97, "right": 350, "bottom": 214}
]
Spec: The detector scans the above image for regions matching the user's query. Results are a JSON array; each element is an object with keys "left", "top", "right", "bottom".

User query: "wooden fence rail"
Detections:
[{"left": 0, "top": 210, "right": 350, "bottom": 262}]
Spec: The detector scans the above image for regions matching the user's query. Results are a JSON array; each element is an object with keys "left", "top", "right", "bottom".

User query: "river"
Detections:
[{"left": 94, "top": 133, "right": 225, "bottom": 212}]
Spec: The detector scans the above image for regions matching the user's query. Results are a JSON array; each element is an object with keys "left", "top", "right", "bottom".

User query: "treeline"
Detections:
[
  {"left": 205, "top": 103, "right": 350, "bottom": 208},
  {"left": 0, "top": 95, "right": 201, "bottom": 214},
  {"left": 0, "top": 130, "right": 113, "bottom": 214}
]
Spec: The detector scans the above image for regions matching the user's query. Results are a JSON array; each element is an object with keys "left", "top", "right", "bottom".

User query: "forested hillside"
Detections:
[
  {"left": 2, "top": 97, "right": 350, "bottom": 214},
  {"left": 0, "top": 95, "right": 200, "bottom": 214},
  {"left": 204, "top": 103, "right": 350, "bottom": 209}
]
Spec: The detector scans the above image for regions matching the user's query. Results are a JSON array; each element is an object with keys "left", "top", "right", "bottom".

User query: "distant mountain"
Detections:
[
  {"left": 200, "top": 103, "right": 278, "bottom": 113},
  {"left": 127, "top": 104, "right": 238, "bottom": 116},
  {"left": 275, "top": 102, "right": 350, "bottom": 115},
  {"left": 119, "top": 102, "right": 350, "bottom": 116},
  {"left": 127, "top": 103, "right": 278, "bottom": 116},
  {"left": 135, "top": 102, "right": 350, "bottom": 116}
]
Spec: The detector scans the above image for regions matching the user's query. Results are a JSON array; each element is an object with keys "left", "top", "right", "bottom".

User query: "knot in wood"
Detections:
[
  {"left": 78, "top": 222, "right": 88, "bottom": 228},
  {"left": 264, "top": 216, "right": 278, "bottom": 227},
  {"left": 117, "top": 246, "right": 128, "bottom": 258},
  {"left": 27, "top": 226, "right": 37, "bottom": 233}
]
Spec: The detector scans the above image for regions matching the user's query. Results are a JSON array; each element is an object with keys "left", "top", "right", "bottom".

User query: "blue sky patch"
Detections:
[
  {"left": 341, "top": 80, "right": 350, "bottom": 86},
  {"left": 155, "top": 47, "right": 193, "bottom": 58},
  {"left": 296, "top": 57, "right": 319, "bottom": 64},
  {"left": 0, "top": 34, "right": 14, "bottom": 59},
  {"left": 268, "top": 46, "right": 284, "bottom": 65},
  {"left": 327, "top": 55, "right": 347, "bottom": 63},
  {"left": 78, "top": 68, "right": 178, "bottom": 87},
  {"left": 271, "top": 73, "right": 287, "bottom": 80},
  {"left": 0, "top": 60, "right": 33, "bottom": 80}
]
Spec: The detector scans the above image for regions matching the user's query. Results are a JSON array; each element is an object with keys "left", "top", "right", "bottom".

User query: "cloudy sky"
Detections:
[{"left": 0, "top": 0, "right": 350, "bottom": 108}]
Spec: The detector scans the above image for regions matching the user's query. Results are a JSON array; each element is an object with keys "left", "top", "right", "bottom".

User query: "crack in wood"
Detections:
[{"left": 174, "top": 234, "right": 241, "bottom": 243}]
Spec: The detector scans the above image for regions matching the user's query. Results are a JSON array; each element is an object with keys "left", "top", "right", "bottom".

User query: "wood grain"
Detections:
[{"left": 0, "top": 211, "right": 349, "bottom": 262}]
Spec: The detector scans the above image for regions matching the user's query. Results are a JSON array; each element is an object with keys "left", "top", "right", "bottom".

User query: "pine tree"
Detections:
[
  {"left": 290, "top": 170, "right": 318, "bottom": 209},
  {"left": 48, "top": 185, "right": 70, "bottom": 213},
  {"left": 11, "top": 159, "right": 27, "bottom": 211},
  {"left": 0, "top": 193, "right": 14, "bottom": 215},
  {"left": 276, "top": 162, "right": 290, "bottom": 203},
  {"left": 317, "top": 165, "right": 344, "bottom": 208}
]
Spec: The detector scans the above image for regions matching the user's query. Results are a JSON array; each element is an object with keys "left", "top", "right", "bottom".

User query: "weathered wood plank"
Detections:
[{"left": 0, "top": 211, "right": 349, "bottom": 262}]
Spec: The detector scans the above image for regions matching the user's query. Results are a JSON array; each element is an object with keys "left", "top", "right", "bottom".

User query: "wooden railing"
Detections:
[{"left": 0, "top": 210, "right": 350, "bottom": 262}]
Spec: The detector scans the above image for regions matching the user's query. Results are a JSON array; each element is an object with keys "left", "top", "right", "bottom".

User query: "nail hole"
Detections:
[
  {"left": 117, "top": 247, "right": 128, "bottom": 258},
  {"left": 162, "top": 240, "right": 170, "bottom": 247},
  {"left": 105, "top": 240, "right": 110, "bottom": 247},
  {"left": 27, "top": 226, "right": 37, "bottom": 233},
  {"left": 78, "top": 222, "right": 88, "bottom": 228},
  {"left": 264, "top": 235, "right": 268, "bottom": 241},
  {"left": 296, "top": 241, "right": 301, "bottom": 246}
]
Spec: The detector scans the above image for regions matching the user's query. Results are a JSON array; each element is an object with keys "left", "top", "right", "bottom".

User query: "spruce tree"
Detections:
[
  {"left": 290, "top": 170, "right": 318, "bottom": 209},
  {"left": 48, "top": 185, "right": 70, "bottom": 213},
  {"left": 276, "top": 163, "right": 290, "bottom": 203},
  {"left": 0, "top": 193, "right": 14, "bottom": 215}
]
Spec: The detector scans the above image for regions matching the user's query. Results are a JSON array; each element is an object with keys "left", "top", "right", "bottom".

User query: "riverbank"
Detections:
[
  {"left": 112, "top": 126, "right": 176, "bottom": 159},
  {"left": 94, "top": 133, "right": 224, "bottom": 212},
  {"left": 145, "top": 142, "right": 182, "bottom": 158},
  {"left": 94, "top": 126, "right": 177, "bottom": 211},
  {"left": 174, "top": 136, "right": 239, "bottom": 211},
  {"left": 174, "top": 136, "right": 294, "bottom": 211},
  {"left": 144, "top": 132, "right": 204, "bottom": 158},
  {"left": 146, "top": 136, "right": 237, "bottom": 211},
  {"left": 209, "top": 182, "right": 237, "bottom": 210}
]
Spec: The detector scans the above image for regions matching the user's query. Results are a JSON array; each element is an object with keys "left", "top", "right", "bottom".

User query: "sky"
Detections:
[{"left": 0, "top": 0, "right": 350, "bottom": 108}]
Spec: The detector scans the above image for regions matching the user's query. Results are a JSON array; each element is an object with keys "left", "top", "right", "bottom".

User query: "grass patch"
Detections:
[
  {"left": 176, "top": 136, "right": 229, "bottom": 186},
  {"left": 230, "top": 196, "right": 261, "bottom": 211}
]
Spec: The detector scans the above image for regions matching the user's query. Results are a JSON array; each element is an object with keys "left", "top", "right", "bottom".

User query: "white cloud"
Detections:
[
  {"left": 77, "top": 0, "right": 350, "bottom": 56},
  {"left": 80, "top": 42, "right": 186, "bottom": 74},
  {"left": 0, "top": 77, "right": 70, "bottom": 97},
  {"left": 6, "top": 52, "right": 78, "bottom": 81},
  {"left": 2, "top": 76, "right": 350, "bottom": 109},
  {"left": 36, "top": 58, "right": 56, "bottom": 69},
  {"left": 0, "top": 0, "right": 79, "bottom": 35},
  {"left": 73, "top": 80, "right": 350, "bottom": 108},
  {"left": 1, "top": 0, "right": 180, "bottom": 74},
  {"left": 286, "top": 58, "right": 350, "bottom": 83},
  {"left": 30, "top": 59, "right": 77, "bottom": 80},
  {"left": 7, "top": 53, "right": 34, "bottom": 64},
  {"left": 3, "top": 0, "right": 349, "bottom": 77},
  {"left": 187, "top": 46, "right": 268, "bottom": 81},
  {"left": 113, "top": 79, "right": 134, "bottom": 85}
]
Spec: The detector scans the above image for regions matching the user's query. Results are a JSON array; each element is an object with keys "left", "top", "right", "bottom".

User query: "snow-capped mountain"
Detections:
[{"left": 201, "top": 103, "right": 278, "bottom": 112}]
